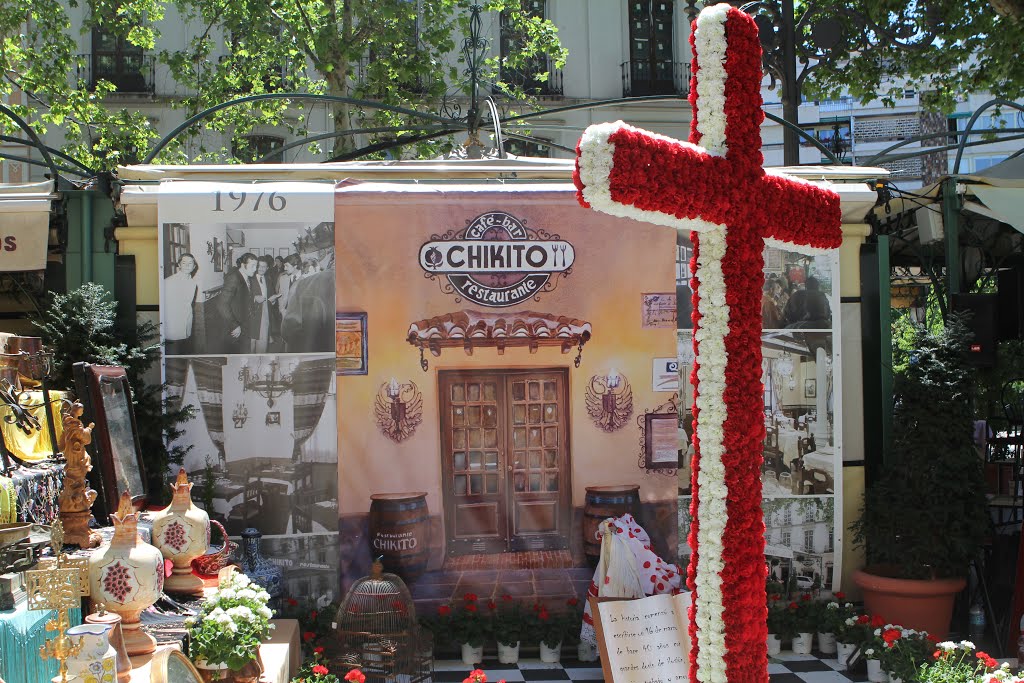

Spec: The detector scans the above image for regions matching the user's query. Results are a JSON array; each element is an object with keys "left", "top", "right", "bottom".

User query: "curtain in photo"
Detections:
[
  {"left": 191, "top": 357, "right": 228, "bottom": 459},
  {"left": 164, "top": 357, "right": 189, "bottom": 414},
  {"left": 291, "top": 358, "right": 334, "bottom": 453}
]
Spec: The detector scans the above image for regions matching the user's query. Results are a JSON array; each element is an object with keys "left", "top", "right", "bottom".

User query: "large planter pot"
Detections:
[
  {"left": 791, "top": 632, "right": 813, "bottom": 655},
  {"left": 766, "top": 634, "right": 782, "bottom": 656},
  {"left": 539, "top": 641, "right": 562, "bottom": 663},
  {"left": 461, "top": 643, "right": 483, "bottom": 666},
  {"left": 497, "top": 641, "right": 520, "bottom": 664},
  {"left": 853, "top": 568, "right": 966, "bottom": 640},
  {"left": 817, "top": 631, "right": 837, "bottom": 654}
]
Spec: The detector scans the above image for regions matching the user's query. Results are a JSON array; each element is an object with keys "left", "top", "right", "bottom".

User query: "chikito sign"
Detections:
[{"left": 419, "top": 211, "right": 574, "bottom": 307}]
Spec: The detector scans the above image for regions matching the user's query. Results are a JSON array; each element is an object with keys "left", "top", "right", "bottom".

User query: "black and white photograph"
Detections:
[
  {"left": 761, "top": 331, "right": 835, "bottom": 497},
  {"left": 161, "top": 220, "right": 336, "bottom": 356},
  {"left": 763, "top": 497, "right": 836, "bottom": 593},
  {"left": 164, "top": 354, "right": 337, "bottom": 537},
  {"left": 259, "top": 533, "right": 341, "bottom": 601},
  {"left": 761, "top": 245, "right": 836, "bottom": 331}
]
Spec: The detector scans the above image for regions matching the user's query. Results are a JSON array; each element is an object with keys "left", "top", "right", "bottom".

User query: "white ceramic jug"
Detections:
[{"left": 66, "top": 622, "right": 117, "bottom": 683}]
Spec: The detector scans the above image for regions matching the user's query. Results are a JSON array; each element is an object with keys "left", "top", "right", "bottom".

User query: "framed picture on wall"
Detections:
[
  {"left": 805, "top": 379, "right": 817, "bottom": 398},
  {"left": 645, "top": 413, "right": 679, "bottom": 469},
  {"left": 336, "top": 313, "right": 368, "bottom": 375}
]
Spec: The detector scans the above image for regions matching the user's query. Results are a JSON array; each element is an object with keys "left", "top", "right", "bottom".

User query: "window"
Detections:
[
  {"left": 828, "top": 529, "right": 834, "bottom": 552},
  {"left": 804, "top": 529, "right": 814, "bottom": 552},
  {"left": 974, "top": 156, "right": 1008, "bottom": 172},
  {"left": 499, "top": 1, "right": 559, "bottom": 96},
  {"left": 781, "top": 531, "right": 791, "bottom": 547},
  {"left": 782, "top": 507, "right": 792, "bottom": 525},
  {"left": 626, "top": 1, "right": 675, "bottom": 96},
  {"left": 232, "top": 135, "right": 285, "bottom": 163},
  {"left": 89, "top": 27, "right": 152, "bottom": 93}
]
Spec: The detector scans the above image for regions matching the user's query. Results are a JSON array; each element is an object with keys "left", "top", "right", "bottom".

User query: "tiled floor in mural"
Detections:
[{"left": 432, "top": 652, "right": 875, "bottom": 682}]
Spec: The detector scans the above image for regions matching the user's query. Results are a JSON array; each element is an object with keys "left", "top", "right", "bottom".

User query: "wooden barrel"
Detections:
[
  {"left": 368, "top": 492, "right": 431, "bottom": 580},
  {"left": 583, "top": 485, "right": 641, "bottom": 565}
]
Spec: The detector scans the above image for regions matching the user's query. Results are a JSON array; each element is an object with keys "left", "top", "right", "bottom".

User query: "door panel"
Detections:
[{"left": 441, "top": 369, "right": 570, "bottom": 555}]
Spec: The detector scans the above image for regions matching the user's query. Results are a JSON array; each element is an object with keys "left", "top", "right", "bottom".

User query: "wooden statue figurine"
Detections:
[{"left": 58, "top": 401, "right": 102, "bottom": 548}]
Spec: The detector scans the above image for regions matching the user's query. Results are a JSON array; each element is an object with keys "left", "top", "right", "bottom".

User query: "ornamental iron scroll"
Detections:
[{"left": 374, "top": 379, "right": 423, "bottom": 443}]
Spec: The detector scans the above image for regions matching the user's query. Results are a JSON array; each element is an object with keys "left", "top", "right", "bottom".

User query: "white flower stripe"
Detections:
[
  {"left": 693, "top": 4, "right": 730, "bottom": 156},
  {"left": 691, "top": 225, "right": 730, "bottom": 683}
]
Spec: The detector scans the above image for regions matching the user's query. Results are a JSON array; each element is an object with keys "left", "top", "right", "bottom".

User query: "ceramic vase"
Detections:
[
  {"left": 577, "top": 640, "right": 599, "bottom": 662},
  {"left": 152, "top": 468, "right": 210, "bottom": 596},
  {"left": 767, "top": 634, "right": 782, "bottom": 656},
  {"left": 239, "top": 528, "right": 283, "bottom": 599},
  {"left": 866, "top": 658, "right": 887, "bottom": 683},
  {"left": 460, "top": 643, "right": 483, "bottom": 666},
  {"left": 85, "top": 607, "right": 132, "bottom": 682},
  {"left": 792, "top": 632, "right": 813, "bottom": 655},
  {"left": 817, "top": 631, "right": 837, "bottom": 654},
  {"left": 497, "top": 641, "right": 519, "bottom": 664},
  {"left": 88, "top": 492, "right": 164, "bottom": 656},
  {"left": 836, "top": 641, "right": 855, "bottom": 670},
  {"left": 65, "top": 622, "right": 117, "bottom": 683},
  {"left": 539, "top": 641, "right": 562, "bottom": 663}
]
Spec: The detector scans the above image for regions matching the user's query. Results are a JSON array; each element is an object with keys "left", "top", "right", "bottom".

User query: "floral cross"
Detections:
[{"left": 574, "top": 4, "right": 842, "bottom": 682}]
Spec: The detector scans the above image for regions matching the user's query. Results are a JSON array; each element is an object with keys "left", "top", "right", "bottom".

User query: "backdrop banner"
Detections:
[{"left": 336, "top": 183, "right": 681, "bottom": 615}]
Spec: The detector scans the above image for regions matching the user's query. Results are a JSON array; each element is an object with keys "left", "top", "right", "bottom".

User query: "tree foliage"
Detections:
[
  {"left": 0, "top": 0, "right": 565, "bottom": 169},
  {"left": 799, "top": 0, "right": 1024, "bottom": 112}
]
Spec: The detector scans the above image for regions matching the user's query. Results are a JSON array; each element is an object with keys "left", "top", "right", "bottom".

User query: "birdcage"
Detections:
[{"left": 334, "top": 560, "right": 433, "bottom": 683}]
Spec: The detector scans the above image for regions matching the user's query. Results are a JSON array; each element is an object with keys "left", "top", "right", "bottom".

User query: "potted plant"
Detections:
[
  {"left": 852, "top": 317, "right": 990, "bottom": 639},
  {"left": 187, "top": 570, "right": 274, "bottom": 682},
  {"left": 815, "top": 597, "right": 844, "bottom": 655},
  {"left": 876, "top": 625, "right": 931, "bottom": 683},
  {"left": 791, "top": 594, "right": 817, "bottom": 655},
  {"left": 766, "top": 594, "right": 795, "bottom": 655},
  {"left": 829, "top": 600, "right": 863, "bottom": 669},
  {"left": 448, "top": 593, "right": 491, "bottom": 666},
  {"left": 916, "top": 640, "right": 1014, "bottom": 683},
  {"left": 528, "top": 602, "right": 566, "bottom": 663},
  {"left": 492, "top": 595, "right": 523, "bottom": 664},
  {"left": 564, "top": 596, "right": 596, "bottom": 662}
]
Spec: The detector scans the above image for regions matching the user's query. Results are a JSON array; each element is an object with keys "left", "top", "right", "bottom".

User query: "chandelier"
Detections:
[{"left": 238, "top": 360, "right": 293, "bottom": 408}]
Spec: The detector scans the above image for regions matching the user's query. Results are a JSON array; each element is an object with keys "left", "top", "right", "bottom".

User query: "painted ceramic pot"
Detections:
[
  {"left": 88, "top": 491, "right": 164, "bottom": 656},
  {"left": 66, "top": 622, "right": 117, "bottom": 683},
  {"left": 152, "top": 468, "right": 210, "bottom": 595},
  {"left": 238, "top": 528, "right": 283, "bottom": 599}
]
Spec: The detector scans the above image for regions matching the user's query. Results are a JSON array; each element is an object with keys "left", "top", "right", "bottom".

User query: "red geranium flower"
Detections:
[
  {"left": 856, "top": 614, "right": 870, "bottom": 624},
  {"left": 834, "top": 592, "right": 846, "bottom": 600},
  {"left": 464, "top": 593, "right": 478, "bottom": 602},
  {"left": 567, "top": 597, "right": 579, "bottom": 607},
  {"left": 303, "top": 631, "right": 316, "bottom": 642},
  {"left": 314, "top": 646, "right": 324, "bottom": 655},
  {"left": 539, "top": 609, "right": 550, "bottom": 621},
  {"left": 976, "top": 651, "right": 998, "bottom": 669},
  {"left": 487, "top": 600, "right": 497, "bottom": 610},
  {"left": 311, "top": 610, "right": 318, "bottom": 621},
  {"left": 438, "top": 605, "right": 451, "bottom": 617},
  {"left": 502, "top": 594, "right": 513, "bottom": 602},
  {"left": 287, "top": 597, "right": 298, "bottom": 607},
  {"left": 465, "top": 603, "right": 478, "bottom": 613},
  {"left": 870, "top": 615, "right": 886, "bottom": 628},
  {"left": 881, "top": 628, "right": 901, "bottom": 647},
  {"left": 788, "top": 602, "right": 799, "bottom": 610},
  {"left": 464, "top": 669, "right": 486, "bottom": 683},
  {"left": 313, "top": 664, "right": 329, "bottom": 675},
  {"left": 345, "top": 670, "right": 366, "bottom": 683}
]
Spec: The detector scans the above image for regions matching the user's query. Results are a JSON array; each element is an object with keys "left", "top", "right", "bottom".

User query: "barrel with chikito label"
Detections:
[
  {"left": 368, "top": 492, "right": 431, "bottom": 580},
  {"left": 583, "top": 485, "right": 641, "bottom": 566}
]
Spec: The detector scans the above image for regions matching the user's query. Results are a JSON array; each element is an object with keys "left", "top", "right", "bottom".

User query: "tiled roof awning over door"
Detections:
[{"left": 407, "top": 310, "right": 592, "bottom": 367}]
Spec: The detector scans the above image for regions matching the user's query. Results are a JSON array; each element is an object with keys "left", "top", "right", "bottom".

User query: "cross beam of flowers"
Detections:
[{"left": 573, "top": 4, "right": 842, "bottom": 682}]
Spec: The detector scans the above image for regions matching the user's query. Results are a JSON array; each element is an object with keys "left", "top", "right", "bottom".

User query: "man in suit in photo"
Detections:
[{"left": 219, "top": 252, "right": 258, "bottom": 353}]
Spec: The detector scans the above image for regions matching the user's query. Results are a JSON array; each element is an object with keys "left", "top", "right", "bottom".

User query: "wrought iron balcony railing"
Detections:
[
  {"left": 77, "top": 53, "right": 155, "bottom": 94},
  {"left": 621, "top": 59, "right": 691, "bottom": 97}
]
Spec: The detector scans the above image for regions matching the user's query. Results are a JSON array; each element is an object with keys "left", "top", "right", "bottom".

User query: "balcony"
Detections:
[
  {"left": 621, "top": 59, "right": 690, "bottom": 97},
  {"left": 495, "top": 61, "right": 564, "bottom": 98},
  {"left": 78, "top": 53, "right": 155, "bottom": 95}
]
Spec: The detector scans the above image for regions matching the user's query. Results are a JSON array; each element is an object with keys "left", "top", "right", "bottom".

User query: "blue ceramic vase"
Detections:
[{"left": 239, "top": 527, "right": 283, "bottom": 599}]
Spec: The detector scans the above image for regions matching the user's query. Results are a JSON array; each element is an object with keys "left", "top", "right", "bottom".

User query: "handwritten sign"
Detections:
[{"left": 596, "top": 593, "right": 690, "bottom": 683}]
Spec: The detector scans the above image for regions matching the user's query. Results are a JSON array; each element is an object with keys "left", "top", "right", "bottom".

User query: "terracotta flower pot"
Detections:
[{"left": 853, "top": 568, "right": 966, "bottom": 640}]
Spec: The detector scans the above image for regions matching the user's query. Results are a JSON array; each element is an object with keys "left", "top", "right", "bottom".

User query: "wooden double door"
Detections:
[{"left": 440, "top": 369, "right": 571, "bottom": 555}]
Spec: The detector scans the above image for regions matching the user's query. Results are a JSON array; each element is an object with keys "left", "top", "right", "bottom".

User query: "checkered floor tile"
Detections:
[{"left": 433, "top": 651, "right": 869, "bottom": 682}]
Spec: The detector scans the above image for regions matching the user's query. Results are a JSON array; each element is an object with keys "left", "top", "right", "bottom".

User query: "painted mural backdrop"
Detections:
[
  {"left": 335, "top": 184, "right": 679, "bottom": 612},
  {"left": 677, "top": 232, "right": 843, "bottom": 594},
  {"left": 159, "top": 181, "right": 339, "bottom": 599}
]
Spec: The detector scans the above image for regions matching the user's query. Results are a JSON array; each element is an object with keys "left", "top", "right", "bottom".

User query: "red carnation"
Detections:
[
  {"left": 834, "top": 592, "right": 846, "bottom": 600},
  {"left": 438, "top": 605, "right": 451, "bottom": 617},
  {"left": 487, "top": 600, "right": 497, "bottom": 611},
  {"left": 314, "top": 646, "right": 324, "bottom": 655},
  {"left": 465, "top": 603, "right": 478, "bottom": 612},
  {"left": 870, "top": 615, "right": 886, "bottom": 628},
  {"left": 313, "top": 664, "right": 329, "bottom": 675}
]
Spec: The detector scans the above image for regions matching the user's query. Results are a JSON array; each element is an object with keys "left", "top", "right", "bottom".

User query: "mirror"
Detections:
[
  {"left": 150, "top": 649, "right": 203, "bottom": 683},
  {"left": 73, "top": 363, "right": 147, "bottom": 519}
]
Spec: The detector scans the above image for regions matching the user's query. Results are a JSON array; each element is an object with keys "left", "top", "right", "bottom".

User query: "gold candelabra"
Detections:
[{"left": 24, "top": 520, "right": 91, "bottom": 683}]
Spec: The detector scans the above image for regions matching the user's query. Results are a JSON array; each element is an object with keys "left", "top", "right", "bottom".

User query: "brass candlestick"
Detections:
[{"left": 25, "top": 520, "right": 92, "bottom": 683}]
